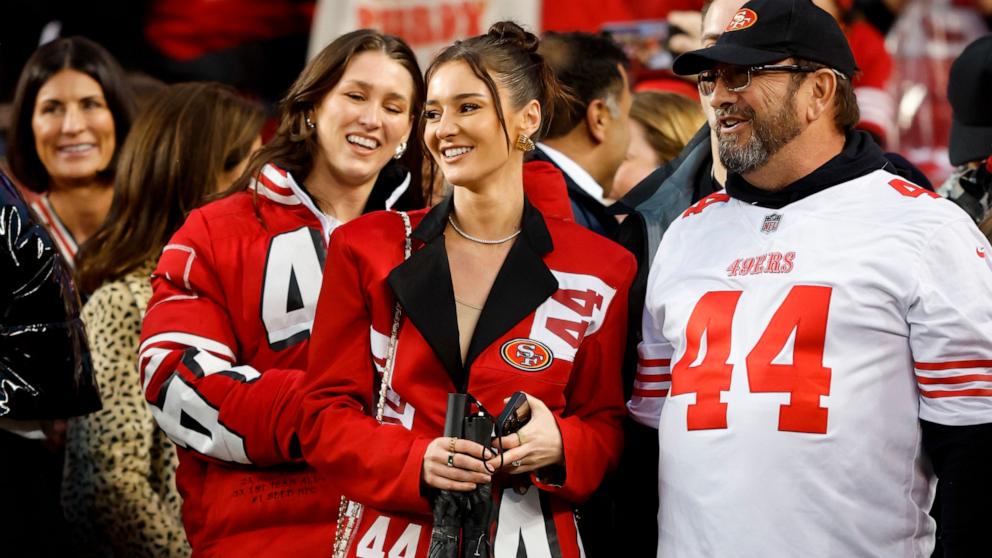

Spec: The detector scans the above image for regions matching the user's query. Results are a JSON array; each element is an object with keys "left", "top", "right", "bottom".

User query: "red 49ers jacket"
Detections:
[
  {"left": 298, "top": 195, "right": 634, "bottom": 557},
  {"left": 139, "top": 164, "right": 347, "bottom": 556}
]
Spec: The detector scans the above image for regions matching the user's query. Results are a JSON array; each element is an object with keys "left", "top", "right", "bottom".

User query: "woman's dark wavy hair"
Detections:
[
  {"left": 232, "top": 29, "right": 426, "bottom": 208},
  {"left": 7, "top": 36, "right": 136, "bottom": 193},
  {"left": 75, "top": 82, "right": 264, "bottom": 294},
  {"left": 425, "top": 21, "right": 570, "bottom": 151}
]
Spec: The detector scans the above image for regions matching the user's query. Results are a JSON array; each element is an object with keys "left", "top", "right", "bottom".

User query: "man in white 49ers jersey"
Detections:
[{"left": 628, "top": 0, "right": 992, "bottom": 556}]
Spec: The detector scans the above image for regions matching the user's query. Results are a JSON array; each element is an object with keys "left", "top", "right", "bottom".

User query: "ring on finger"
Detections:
[
  {"left": 511, "top": 459, "right": 523, "bottom": 467},
  {"left": 517, "top": 431, "right": 526, "bottom": 445},
  {"left": 447, "top": 453, "right": 455, "bottom": 467},
  {"left": 449, "top": 437, "right": 457, "bottom": 453}
]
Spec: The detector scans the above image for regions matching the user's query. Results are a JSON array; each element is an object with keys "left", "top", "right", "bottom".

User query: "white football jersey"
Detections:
[{"left": 629, "top": 169, "right": 992, "bottom": 558}]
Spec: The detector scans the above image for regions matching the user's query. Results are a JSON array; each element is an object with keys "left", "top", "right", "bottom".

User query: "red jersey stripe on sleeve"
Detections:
[
  {"left": 916, "top": 360, "right": 992, "bottom": 398},
  {"left": 633, "top": 388, "right": 670, "bottom": 398},
  {"left": 916, "top": 374, "right": 992, "bottom": 385},
  {"left": 639, "top": 358, "right": 672, "bottom": 367},
  {"left": 920, "top": 388, "right": 992, "bottom": 398},
  {"left": 915, "top": 360, "right": 992, "bottom": 370}
]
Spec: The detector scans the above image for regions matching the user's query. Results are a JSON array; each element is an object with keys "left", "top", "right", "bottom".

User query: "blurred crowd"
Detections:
[{"left": 1, "top": 0, "right": 991, "bottom": 557}]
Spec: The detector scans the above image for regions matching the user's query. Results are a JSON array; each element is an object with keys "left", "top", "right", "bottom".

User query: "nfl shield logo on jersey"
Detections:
[{"left": 761, "top": 214, "right": 782, "bottom": 234}]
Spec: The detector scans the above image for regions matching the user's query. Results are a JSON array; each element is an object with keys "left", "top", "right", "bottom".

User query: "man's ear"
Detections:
[
  {"left": 806, "top": 69, "right": 837, "bottom": 123},
  {"left": 585, "top": 98, "right": 612, "bottom": 144}
]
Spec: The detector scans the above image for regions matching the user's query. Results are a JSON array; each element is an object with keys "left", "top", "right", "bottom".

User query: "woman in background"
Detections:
[
  {"left": 63, "top": 82, "right": 264, "bottom": 558},
  {"left": 7, "top": 36, "right": 136, "bottom": 266},
  {"left": 137, "top": 30, "right": 425, "bottom": 555},
  {"left": 610, "top": 90, "right": 705, "bottom": 201}
]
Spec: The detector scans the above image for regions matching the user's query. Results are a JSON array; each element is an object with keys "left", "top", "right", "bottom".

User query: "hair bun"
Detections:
[{"left": 488, "top": 21, "right": 540, "bottom": 53}]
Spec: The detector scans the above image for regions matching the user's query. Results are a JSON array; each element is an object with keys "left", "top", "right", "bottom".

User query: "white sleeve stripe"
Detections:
[
  {"left": 140, "top": 348, "right": 171, "bottom": 391},
  {"left": 634, "top": 380, "right": 671, "bottom": 391},
  {"left": 147, "top": 294, "right": 199, "bottom": 314},
  {"left": 139, "top": 332, "right": 236, "bottom": 360},
  {"left": 261, "top": 163, "right": 292, "bottom": 190},
  {"left": 637, "top": 343, "right": 674, "bottom": 358},
  {"left": 184, "top": 349, "right": 260, "bottom": 380},
  {"left": 920, "top": 382, "right": 992, "bottom": 394},
  {"left": 142, "top": 345, "right": 261, "bottom": 399},
  {"left": 252, "top": 177, "right": 301, "bottom": 205},
  {"left": 161, "top": 244, "right": 196, "bottom": 290}
]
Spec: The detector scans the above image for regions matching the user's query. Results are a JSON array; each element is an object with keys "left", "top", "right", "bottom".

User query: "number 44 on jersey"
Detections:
[{"left": 672, "top": 285, "right": 833, "bottom": 434}]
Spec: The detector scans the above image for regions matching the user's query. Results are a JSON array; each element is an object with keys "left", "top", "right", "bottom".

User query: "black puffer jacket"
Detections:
[{"left": 0, "top": 170, "right": 100, "bottom": 420}]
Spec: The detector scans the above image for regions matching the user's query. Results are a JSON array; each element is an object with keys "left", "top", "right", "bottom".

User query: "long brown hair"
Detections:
[
  {"left": 232, "top": 29, "right": 425, "bottom": 207},
  {"left": 76, "top": 82, "right": 264, "bottom": 293},
  {"left": 7, "top": 36, "right": 136, "bottom": 193}
]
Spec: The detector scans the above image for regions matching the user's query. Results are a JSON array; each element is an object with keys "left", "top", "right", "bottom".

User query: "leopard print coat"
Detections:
[{"left": 63, "top": 261, "right": 190, "bottom": 557}]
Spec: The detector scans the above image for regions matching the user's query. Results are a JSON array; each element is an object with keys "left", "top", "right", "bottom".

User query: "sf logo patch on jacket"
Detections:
[{"left": 501, "top": 339, "right": 554, "bottom": 371}]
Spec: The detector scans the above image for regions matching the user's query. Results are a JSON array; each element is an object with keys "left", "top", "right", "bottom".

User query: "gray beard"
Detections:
[{"left": 717, "top": 94, "right": 803, "bottom": 175}]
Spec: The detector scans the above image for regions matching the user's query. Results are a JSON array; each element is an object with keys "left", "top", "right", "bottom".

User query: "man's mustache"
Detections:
[{"left": 714, "top": 104, "right": 755, "bottom": 121}]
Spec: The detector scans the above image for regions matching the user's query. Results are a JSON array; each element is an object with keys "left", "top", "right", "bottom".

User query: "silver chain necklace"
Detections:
[{"left": 447, "top": 215, "right": 521, "bottom": 245}]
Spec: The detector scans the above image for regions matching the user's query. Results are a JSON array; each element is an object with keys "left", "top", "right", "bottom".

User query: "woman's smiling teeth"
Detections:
[
  {"left": 443, "top": 146, "right": 472, "bottom": 159},
  {"left": 347, "top": 134, "right": 379, "bottom": 149},
  {"left": 59, "top": 143, "right": 96, "bottom": 154}
]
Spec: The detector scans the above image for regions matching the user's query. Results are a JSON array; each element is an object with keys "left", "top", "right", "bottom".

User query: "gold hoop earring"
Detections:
[{"left": 515, "top": 134, "right": 535, "bottom": 152}]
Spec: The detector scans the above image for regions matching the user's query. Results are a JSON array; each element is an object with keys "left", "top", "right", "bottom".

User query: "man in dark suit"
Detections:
[{"left": 535, "top": 31, "right": 631, "bottom": 237}]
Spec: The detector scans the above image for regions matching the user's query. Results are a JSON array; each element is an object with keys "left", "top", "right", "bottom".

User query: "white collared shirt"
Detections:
[{"left": 537, "top": 142, "right": 606, "bottom": 205}]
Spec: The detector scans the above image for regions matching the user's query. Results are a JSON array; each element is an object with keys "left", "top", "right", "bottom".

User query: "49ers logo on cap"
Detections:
[
  {"left": 726, "top": 8, "right": 758, "bottom": 31},
  {"left": 501, "top": 338, "right": 554, "bottom": 372}
]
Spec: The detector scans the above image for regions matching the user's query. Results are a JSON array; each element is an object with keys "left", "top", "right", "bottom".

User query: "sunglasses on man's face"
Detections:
[{"left": 696, "top": 64, "right": 818, "bottom": 96}]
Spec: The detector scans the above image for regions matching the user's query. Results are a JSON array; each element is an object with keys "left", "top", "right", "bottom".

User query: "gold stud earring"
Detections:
[{"left": 515, "top": 133, "right": 535, "bottom": 152}]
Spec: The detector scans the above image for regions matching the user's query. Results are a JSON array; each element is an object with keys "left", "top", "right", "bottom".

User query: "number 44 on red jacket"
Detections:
[{"left": 298, "top": 196, "right": 635, "bottom": 557}]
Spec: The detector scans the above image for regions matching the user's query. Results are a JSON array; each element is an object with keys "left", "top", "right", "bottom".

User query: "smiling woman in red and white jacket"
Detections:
[
  {"left": 138, "top": 30, "right": 426, "bottom": 556},
  {"left": 299, "top": 22, "right": 633, "bottom": 558}
]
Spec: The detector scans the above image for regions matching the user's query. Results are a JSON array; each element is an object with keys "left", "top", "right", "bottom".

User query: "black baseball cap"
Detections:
[
  {"left": 672, "top": 0, "right": 859, "bottom": 78},
  {"left": 948, "top": 34, "right": 992, "bottom": 166}
]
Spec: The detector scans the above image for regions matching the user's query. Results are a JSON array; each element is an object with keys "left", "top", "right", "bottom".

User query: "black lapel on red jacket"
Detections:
[
  {"left": 386, "top": 196, "right": 463, "bottom": 389},
  {"left": 464, "top": 199, "right": 558, "bottom": 379},
  {"left": 387, "top": 195, "right": 559, "bottom": 392}
]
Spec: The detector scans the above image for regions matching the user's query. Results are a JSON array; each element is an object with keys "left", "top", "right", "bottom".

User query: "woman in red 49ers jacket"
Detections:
[
  {"left": 138, "top": 31, "right": 426, "bottom": 556},
  {"left": 299, "top": 22, "right": 634, "bottom": 557}
]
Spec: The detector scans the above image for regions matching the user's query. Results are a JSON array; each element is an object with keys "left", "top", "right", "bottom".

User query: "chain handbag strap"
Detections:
[{"left": 332, "top": 210, "right": 412, "bottom": 558}]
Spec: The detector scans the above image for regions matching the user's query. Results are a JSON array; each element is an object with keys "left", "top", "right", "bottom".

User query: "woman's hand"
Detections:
[
  {"left": 487, "top": 393, "right": 563, "bottom": 474},
  {"left": 422, "top": 436, "right": 492, "bottom": 492}
]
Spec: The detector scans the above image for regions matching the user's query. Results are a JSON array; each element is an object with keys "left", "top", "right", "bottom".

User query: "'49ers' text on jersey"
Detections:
[{"left": 629, "top": 170, "right": 992, "bottom": 557}]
